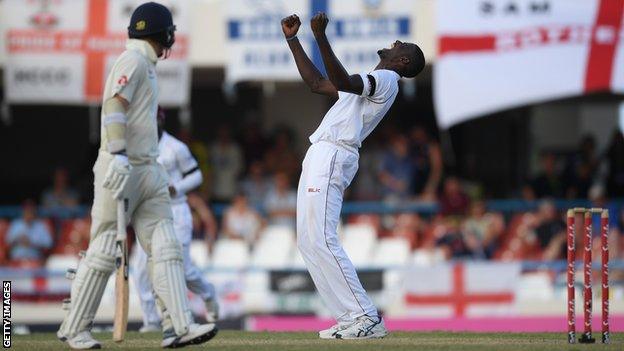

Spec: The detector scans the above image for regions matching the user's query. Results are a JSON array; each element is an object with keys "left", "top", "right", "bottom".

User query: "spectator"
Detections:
[
  {"left": 564, "top": 135, "right": 597, "bottom": 199},
  {"left": 389, "top": 213, "right": 422, "bottom": 249},
  {"left": 6, "top": 200, "right": 53, "bottom": 267},
  {"left": 579, "top": 135, "right": 599, "bottom": 171},
  {"left": 378, "top": 135, "right": 415, "bottom": 200},
  {"left": 439, "top": 176, "right": 470, "bottom": 216},
  {"left": 608, "top": 207, "right": 624, "bottom": 283},
  {"left": 520, "top": 183, "right": 536, "bottom": 201},
  {"left": 264, "top": 129, "right": 300, "bottom": 181},
  {"left": 59, "top": 218, "right": 90, "bottom": 255},
  {"left": 240, "top": 121, "right": 268, "bottom": 170},
  {"left": 462, "top": 200, "right": 504, "bottom": 259},
  {"left": 264, "top": 172, "right": 297, "bottom": 228},
  {"left": 531, "top": 152, "right": 563, "bottom": 198},
  {"left": 566, "top": 162, "right": 593, "bottom": 199},
  {"left": 410, "top": 126, "right": 443, "bottom": 201},
  {"left": 434, "top": 218, "right": 472, "bottom": 259},
  {"left": 210, "top": 125, "right": 244, "bottom": 202},
  {"left": 40, "top": 168, "right": 79, "bottom": 209},
  {"left": 605, "top": 131, "right": 624, "bottom": 198},
  {"left": 532, "top": 201, "right": 566, "bottom": 260},
  {"left": 351, "top": 145, "right": 382, "bottom": 200},
  {"left": 240, "top": 160, "right": 271, "bottom": 210},
  {"left": 222, "top": 193, "right": 264, "bottom": 245}
]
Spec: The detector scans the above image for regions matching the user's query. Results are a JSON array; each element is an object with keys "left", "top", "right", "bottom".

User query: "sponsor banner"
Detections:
[
  {"left": 226, "top": 0, "right": 413, "bottom": 83},
  {"left": 3, "top": 0, "right": 190, "bottom": 106},
  {"left": 270, "top": 269, "right": 383, "bottom": 293},
  {"left": 434, "top": 0, "right": 624, "bottom": 128},
  {"left": 404, "top": 263, "right": 520, "bottom": 317}
]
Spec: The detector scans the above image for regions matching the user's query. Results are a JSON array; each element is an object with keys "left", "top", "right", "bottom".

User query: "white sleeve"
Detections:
[
  {"left": 175, "top": 142, "right": 198, "bottom": 174},
  {"left": 172, "top": 143, "right": 202, "bottom": 195},
  {"left": 173, "top": 169, "right": 202, "bottom": 195},
  {"left": 362, "top": 70, "right": 399, "bottom": 103},
  {"left": 110, "top": 53, "right": 143, "bottom": 103}
]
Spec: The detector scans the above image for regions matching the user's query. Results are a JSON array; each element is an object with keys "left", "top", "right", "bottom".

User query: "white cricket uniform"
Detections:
[
  {"left": 133, "top": 132, "right": 215, "bottom": 326},
  {"left": 93, "top": 39, "right": 168, "bottom": 224},
  {"left": 297, "top": 69, "right": 400, "bottom": 324},
  {"left": 59, "top": 39, "right": 193, "bottom": 338}
]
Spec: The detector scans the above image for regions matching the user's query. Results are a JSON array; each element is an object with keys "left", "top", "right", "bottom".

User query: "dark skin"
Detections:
[
  {"left": 281, "top": 13, "right": 421, "bottom": 98},
  {"left": 281, "top": 14, "right": 338, "bottom": 98}
]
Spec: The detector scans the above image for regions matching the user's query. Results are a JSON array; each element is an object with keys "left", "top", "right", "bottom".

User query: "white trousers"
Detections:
[
  {"left": 132, "top": 202, "right": 215, "bottom": 326},
  {"left": 297, "top": 141, "right": 377, "bottom": 324}
]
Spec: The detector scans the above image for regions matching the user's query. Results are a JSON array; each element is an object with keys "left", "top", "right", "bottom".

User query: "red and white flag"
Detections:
[
  {"left": 404, "top": 263, "right": 520, "bottom": 317},
  {"left": 434, "top": 0, "right": 624, "bottom": 128},
  {"left": 2, "top": 0, "right": 190, "bottom": 106}
]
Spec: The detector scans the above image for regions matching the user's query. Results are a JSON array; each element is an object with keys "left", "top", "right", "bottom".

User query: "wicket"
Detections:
[{"left": 566, "top": 208, "right": 609, "bottom": 344}]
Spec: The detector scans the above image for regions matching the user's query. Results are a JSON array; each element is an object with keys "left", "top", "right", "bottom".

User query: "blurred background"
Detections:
[{"left": 1, "top": 0, "right": 623, "bottom": 333}]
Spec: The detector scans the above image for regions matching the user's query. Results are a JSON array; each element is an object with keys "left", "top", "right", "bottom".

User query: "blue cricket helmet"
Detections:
[{"left": 128, "top": 2, "right": 176, "bottom": 48}]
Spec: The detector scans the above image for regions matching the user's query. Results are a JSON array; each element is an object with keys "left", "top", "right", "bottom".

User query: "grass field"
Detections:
[{"left": 11, "top": 331, "right": 623, "bottom": 350}]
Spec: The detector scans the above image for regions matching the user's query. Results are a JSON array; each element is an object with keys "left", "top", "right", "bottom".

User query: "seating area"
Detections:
[
  {"left": 0, "top": 217, "right": 416, "bottom": 270},
  {"left": 1, "top": 199, "right": 623, "bottom": 271}
]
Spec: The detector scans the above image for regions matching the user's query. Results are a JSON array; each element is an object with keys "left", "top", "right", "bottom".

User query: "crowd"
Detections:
[{"left": 1, "top": 125, "right": 623, "bottom": 268}]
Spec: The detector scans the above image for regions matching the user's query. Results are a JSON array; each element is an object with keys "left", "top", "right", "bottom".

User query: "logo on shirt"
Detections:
[
  {"left": 117, "top": 75, "right": 128, "bottom": 86},
  {"left": 307, "top": 187, "right": 321, "bottom": 193}
]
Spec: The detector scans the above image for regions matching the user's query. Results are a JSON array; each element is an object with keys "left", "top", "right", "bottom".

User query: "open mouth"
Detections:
[{"left": 379, "top": 41, "right": 401, "bottom": 55}]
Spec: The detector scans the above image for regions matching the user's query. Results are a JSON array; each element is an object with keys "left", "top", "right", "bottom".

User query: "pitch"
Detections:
[{"left": 10, "top": 331, "right": 623, "bottom": 350}]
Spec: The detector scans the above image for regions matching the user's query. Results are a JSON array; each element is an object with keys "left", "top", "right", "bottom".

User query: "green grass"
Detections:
[{"left": 10, "top": 331, "right": 623, "bottom": 350}]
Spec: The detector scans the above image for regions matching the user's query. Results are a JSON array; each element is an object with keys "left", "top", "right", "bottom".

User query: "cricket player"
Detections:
[
  {"left": 58, "top": 3, "right": 216, "bottom": 348},
  {"left": 132, "top": 107, "right": 219, "bottom": 332},
  {"left": 281, "top": 13, "right": 425, "bottom": 339}
]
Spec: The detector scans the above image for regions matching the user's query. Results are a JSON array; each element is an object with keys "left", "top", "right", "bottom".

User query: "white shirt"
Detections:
[
  {"left": 224, "top": 208, "right": 262, "bottom": 245},
  {"left": 264, "top": 188, "right": 297, "bottom": 228},
  {"left": 210, "top": 142, "right": 243, "bottom": 200},
  {"left": 100, "top": 39, "right": 159, "bottom": 164},
  {"left": 309, "top": 69, "right": 401, "bottom": 149},
  {"left": 158, "top": 132, "right": 201, "bottom": 204}
]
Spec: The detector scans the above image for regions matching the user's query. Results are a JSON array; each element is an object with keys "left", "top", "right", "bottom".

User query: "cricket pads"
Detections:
[
  {"left": 58, "top": 230, "right": 116, "bottom": 338},
  {"left": 151, "top": 220, "right": 192, "bottom": 336}
]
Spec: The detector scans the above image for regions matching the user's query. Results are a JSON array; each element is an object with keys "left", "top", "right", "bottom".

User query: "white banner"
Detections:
[
  {"left": 434, "top": 0, "right": 624, "bottom": 128},
  {"left": 3, "top": 0, "right": 190, "bottom": 106},
  {"left": 225, "top": 0, "right": 413, "bottom": 83}
]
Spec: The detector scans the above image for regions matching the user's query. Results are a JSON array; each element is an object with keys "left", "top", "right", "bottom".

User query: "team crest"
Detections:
[{"left": 135, "top": 20, "right": 146, "bottom": 30}]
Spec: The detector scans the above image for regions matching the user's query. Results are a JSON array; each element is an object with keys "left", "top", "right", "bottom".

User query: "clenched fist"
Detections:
[
  {"left": 281, "top": 14, "right": 301, "bottom": 39},
  {"left": 311, "top": 12, "right": 329, "bottom": 36}
]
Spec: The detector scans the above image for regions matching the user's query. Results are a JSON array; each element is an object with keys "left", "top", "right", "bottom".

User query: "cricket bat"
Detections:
[{"left": 113, "top": 199, "right": 129, "bottom": 342}]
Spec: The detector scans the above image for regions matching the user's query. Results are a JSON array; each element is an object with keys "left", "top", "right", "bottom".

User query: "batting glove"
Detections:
[{"left": 103, "top": 154, "right": 132, "bottom": 200}]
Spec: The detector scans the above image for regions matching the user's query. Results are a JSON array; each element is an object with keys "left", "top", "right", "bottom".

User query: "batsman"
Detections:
[{"left": 57, "top": 2, "right": 216, "bottom": 349}]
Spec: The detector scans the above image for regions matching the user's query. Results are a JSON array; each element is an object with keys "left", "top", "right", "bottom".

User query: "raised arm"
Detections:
[
  {"left": 310, "top": 12, "right": 364, "bottom": 95},
  {"left": 281, "top": 14, "right": 337, "bottom": 99}
]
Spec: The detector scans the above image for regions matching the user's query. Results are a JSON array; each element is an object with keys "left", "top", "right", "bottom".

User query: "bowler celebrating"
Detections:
[{"left": 282, "top": 13, "right": 425, "bottom": 339}]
